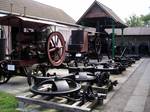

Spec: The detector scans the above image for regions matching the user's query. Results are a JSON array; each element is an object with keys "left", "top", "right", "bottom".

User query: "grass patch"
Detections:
[{"left": 0, "top": 91, "right": 18, "bottom": 112}]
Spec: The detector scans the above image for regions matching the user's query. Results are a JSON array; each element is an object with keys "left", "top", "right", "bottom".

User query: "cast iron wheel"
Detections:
[
  {"left": 94, "top": 37, "right": 102, "bottom": 61},
  {"left": 30, "top": 78, "right": 81, "bottom": 96},
  {"left": 0, "top": 61, "right": 11, "bottom": 84},
  {"left": 0, "top": 73, "right": 11, "bottom": 84},
  {"left": 0, "top": 63, "right": 10, "bottom": 84},
  {"left": 27, "top": 64, "right": 48, "bottom": 86},
  {"left": 47, "top": 32, "right": 66, "bottom": 66}
]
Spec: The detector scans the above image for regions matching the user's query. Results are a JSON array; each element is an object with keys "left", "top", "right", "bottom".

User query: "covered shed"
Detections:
[
  {"left": 77, "top": 0, "right": 127, "bottom": 29},
  {"left": 77, "top": 0, "right": 127, "bottom": 58}
]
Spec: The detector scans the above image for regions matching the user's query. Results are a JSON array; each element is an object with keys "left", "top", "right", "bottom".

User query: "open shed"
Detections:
[
  {"left": 77, "top": 0, "right": 127, "bottom": 58},
  {"left": 77, "top": 0, "right": 127, "bottom": 29}
]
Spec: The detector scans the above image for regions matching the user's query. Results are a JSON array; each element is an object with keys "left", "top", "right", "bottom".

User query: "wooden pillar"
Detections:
[
  {"left": 121, "top": 28, "right": 124, "bottom": 52},
  {"left": 96, "top": 20, "right": 100, "bottom": 32},
  {"left": 121, "top": 28, "right": 124, "bottom": 44}
]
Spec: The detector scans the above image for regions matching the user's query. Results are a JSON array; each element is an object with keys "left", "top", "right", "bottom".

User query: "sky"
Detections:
[{"left": 34, "top": 0, "right": 150, "bottom": 22}]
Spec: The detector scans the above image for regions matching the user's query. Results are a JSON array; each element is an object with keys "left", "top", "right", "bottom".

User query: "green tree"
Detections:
[
  {"left": 141, "top": 14, "right": 150, "bottom": 27},
  {"left": 125, "top": 15, "right": 144, "bottom": 27}
]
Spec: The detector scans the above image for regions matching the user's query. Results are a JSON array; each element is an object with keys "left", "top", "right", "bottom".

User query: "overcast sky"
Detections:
[{"left": 34, "top": 0, "right": 150, "bottom": 22}]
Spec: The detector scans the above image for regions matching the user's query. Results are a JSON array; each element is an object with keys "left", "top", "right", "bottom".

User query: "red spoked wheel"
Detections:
[{"left": 47, "top": 32, "right": 66, "bottom": 66}]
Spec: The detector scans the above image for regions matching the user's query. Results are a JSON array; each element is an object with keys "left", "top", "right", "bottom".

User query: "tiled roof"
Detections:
[{"left": 0, "top": 0, "right": 75, "bottom": 24}]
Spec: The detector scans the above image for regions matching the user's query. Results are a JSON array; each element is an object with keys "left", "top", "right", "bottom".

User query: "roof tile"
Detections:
[{"left": 0, "top": 0, "right": 75, "bottom": 24}]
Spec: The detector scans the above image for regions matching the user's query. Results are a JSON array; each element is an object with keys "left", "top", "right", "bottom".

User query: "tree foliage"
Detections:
[
  {"left": 141, "top": 14, "right": 150, "bottom": 26},
  {"left": 125, "top": 14, "right": 150, "bottom": 27},
  {"left": 125, "top": 15, "right": 143, "bottom": 27}
]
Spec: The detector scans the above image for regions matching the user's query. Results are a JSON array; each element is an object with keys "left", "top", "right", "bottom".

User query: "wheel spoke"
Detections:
[
  {"left": 56, "top": 51, "right": 61, "bottom": 59},
  {"left": 56, "top": 36, "right": 59, "bottom": 45},
  {"left": 51, "top": 38, "right": 56, "bottom": 47},
  {"left": 49, "top": 47, "right": 56, "bottom": 52}
]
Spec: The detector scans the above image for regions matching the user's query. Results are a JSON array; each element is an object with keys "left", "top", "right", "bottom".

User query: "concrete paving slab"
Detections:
[
  {"left": 124, "top": 59, "right": 150, "bottom": 112},
  {"left": 103, "top": 59, "right": 144, "bottom": 105},
  {"left": 124, "top": 95, "right": 147, "bottom": 112},
  {"left": 144, "top": 91, "right": 150, "bottom": 112}
]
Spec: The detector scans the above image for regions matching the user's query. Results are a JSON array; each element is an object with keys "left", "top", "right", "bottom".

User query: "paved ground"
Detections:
[
  {"left": 0, "top": 58, "right": 150, "bottom": 112},
  {"left": 0, "top": 76, "right": 29, "bottom": 95},
  {"left": 95, "top": 58, "right": 150, "bottom": 112}
]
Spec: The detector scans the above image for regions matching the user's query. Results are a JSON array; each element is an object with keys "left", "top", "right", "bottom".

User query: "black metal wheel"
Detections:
[
  {"left": 96, "top": 72, "right": 110, "bottom": 87},
  {"left": 0, "top": 61, "right": 11, "bottom": 84},
  {"left": 27, "top": 64, "right": 48, "bottom": 86},
  {"left": 30, "top": 78, "right": 81, "bottom": 96},
  {"left": 47, "top": 32, "right": 66, "bottom": 67},
  {"left": 0, "top": 73, "right": 10, "bottom": 84},
  {"left": 94, "top": 37, "right": 102, "bottom": 61}
]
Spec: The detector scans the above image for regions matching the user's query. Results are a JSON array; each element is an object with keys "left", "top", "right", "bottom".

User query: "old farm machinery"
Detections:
[
  {"left": 0, "top": 15, "right": 66, "bottom": 84},
  {"left": 0, "top": 15, "right": 139, "bottom": 112}
]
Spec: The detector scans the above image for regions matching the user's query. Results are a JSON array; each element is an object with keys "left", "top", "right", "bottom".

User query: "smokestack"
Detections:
[
  {"left": 9, "top": 0, "right": 13, "bottom": 14},
  {"left": 24, "top": 6, "right": 26, "bottom": 16},
  {"left": 10, "top": 3, "right": 13, "bottom": 14}
]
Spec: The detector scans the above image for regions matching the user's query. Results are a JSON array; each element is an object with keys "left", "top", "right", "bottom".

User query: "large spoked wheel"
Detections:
[
  {"left": 47, "top": 32, "right": 66, "bottom": 66},
  {"left": 94, "top": 37, "right": 102, "bottom": 61}
]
